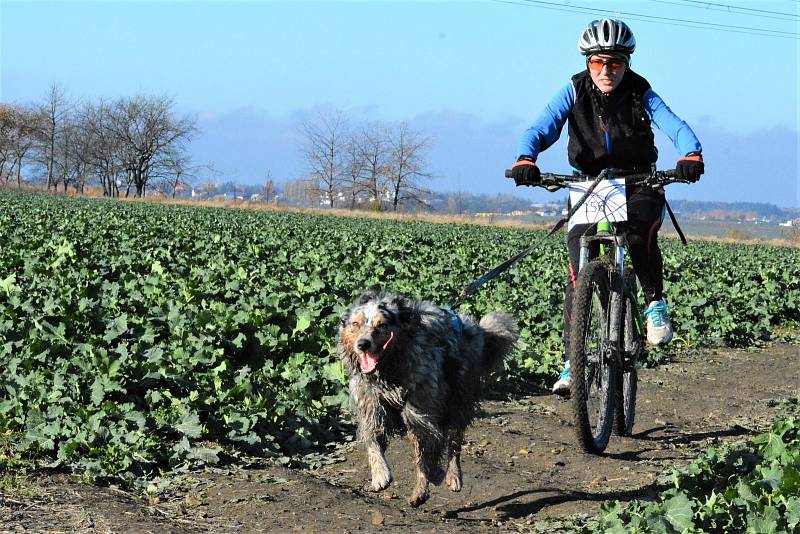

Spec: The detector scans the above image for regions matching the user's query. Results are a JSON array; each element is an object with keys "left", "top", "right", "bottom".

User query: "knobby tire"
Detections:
[{"left": 569, "top": 258, "right": 617, "bottom": 454}]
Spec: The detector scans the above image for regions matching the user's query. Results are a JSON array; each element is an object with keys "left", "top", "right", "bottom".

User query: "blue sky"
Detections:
[{"left": 2, "top": 1, "right": 798, "bottom": 206}]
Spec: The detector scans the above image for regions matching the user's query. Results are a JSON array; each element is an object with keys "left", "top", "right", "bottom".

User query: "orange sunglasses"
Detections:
[{"left": 587, "top": 57, "right": 627, "bottom": 74}]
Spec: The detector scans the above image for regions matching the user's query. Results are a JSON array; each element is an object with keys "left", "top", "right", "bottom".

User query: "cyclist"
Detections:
[{"left": 510, "top": 19, "right": 704, "bottom": 395}]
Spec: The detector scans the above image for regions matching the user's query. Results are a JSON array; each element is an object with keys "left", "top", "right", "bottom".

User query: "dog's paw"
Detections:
[
  {"left": 370, "top": 470, "right": 392, "bottom": 492},
  {"left": 408, "top": 487, "right": 430, "bottom": 508},
  {"left": 446, "top": 455, "right": 462, "bottom": 491},
  {"left": 446, "top": 469, "right": 462, "bottom": 492}
]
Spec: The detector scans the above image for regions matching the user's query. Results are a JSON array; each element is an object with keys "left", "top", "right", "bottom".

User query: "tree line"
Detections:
[
  {"left": 0, "top": 86, "right": 434, "bottom": 211},
  {"left": 0, "top": 84, "right": 197, "bottom": 198},
  {"left": 298, "top": 109, "right": 433, "bottom": 212}
]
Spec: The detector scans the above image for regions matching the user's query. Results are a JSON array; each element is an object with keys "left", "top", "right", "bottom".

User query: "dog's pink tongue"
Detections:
[{"left": 359, "top": 352, "right": 378, "bottom": 374}]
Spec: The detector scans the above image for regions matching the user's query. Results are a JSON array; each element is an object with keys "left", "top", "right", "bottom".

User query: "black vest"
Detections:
[{"left": 567, "top": 69, "right": 658, "bottom": 176}]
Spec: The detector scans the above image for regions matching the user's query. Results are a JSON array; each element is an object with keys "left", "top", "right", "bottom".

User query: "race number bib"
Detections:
[{"left": 568, "top": 179, "right": 627, "bottom": 230}]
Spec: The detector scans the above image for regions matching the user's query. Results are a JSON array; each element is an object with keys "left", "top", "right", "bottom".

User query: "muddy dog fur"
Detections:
[{"left": 337, "top": 286, "right": 518, "bottom": 507}]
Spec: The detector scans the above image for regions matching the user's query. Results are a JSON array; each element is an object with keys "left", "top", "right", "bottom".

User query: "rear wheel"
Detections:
[
  {"left": 614, "top": 268, "right": 642, "bottom": 436},
  {"left": 569, "top": 259, "right": 617, "bottom": 454}
]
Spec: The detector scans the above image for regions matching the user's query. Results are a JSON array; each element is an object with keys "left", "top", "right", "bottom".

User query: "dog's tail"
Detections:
[{"left": 478, "top": 312, "right": 519, "bottom": 372}]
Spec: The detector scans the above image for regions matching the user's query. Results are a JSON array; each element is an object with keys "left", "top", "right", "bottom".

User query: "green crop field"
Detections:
[
  {"left": 1, "top": 192, "right": 799, "bottom": 490},
  {"left": 589, "top": 400, "right": 800, "bottom": 533}
]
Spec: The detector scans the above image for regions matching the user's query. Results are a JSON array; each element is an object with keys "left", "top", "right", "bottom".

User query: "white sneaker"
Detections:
[
  {"left": 552, "top": 361, "right": 571, "bottom": 395},
  {"left": 644, "top": 299, "right": 673, "bottom": 346}
]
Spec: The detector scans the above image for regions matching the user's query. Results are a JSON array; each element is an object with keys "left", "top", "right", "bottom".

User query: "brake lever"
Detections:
[{"left": 539, "top": 177, "right": 566, "bottom": 191}]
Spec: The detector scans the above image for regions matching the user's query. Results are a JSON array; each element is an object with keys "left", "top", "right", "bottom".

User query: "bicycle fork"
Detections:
[{"left": 578, "top": 221, "right": 626, "bottom": 349}]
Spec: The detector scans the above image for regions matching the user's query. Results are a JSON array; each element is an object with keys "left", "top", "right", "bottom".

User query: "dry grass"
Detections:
[
  {"left": 79, "top": 187, "right": 555, "bottom": 233},
  {"left": 660, "top": 229, "right": 800, "bottom": 249}
]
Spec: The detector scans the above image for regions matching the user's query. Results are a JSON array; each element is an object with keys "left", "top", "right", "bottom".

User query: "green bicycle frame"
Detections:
[{"left": 597, "top": 220, "right": 611, "bottom": 256}]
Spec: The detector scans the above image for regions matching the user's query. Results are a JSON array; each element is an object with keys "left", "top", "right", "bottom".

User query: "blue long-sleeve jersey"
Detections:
[{"left": 516, "top": 81, "right": 702, "bottom": 161}]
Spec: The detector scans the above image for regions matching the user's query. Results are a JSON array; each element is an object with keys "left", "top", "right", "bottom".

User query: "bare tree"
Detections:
[
  {"left": 385, "top": 122, "right": 433, "bottom": 212},
  {"left": 80, "top": 100, "right": 124, "bottom": 197},
  {"left": 263, "top": 170, "right": 277, "bottom": 203},
  {"left": 12, "top": 108, "right": 37, "bottom": 188},
  {"left": 357, "top": 122, "right": 389, "bottom": 210},
  {"left": 40, "top": 102, "right": 84, "bottom": 193},
  {"left": 0, "top": 104, "right": 36, "bottom": 187},
  {"left": 5, "top": 86, "right": 198, "bottom": 198},
  {"left": 106, "top": 94, "right": 197, "bottom": 197},
  {"left": 157, "top": 146, "right": 196, "bottom": 198},
  {"left": 300, "top": 109, "right": 347, "bottom": 208},
  {"left": 342, "top": 133, "right": 368, "bottom": 209},
  {"left": 198, "top": 162, "right": 221, "bottom": 199},
  {"left": 62, "top": 113, "right": 92, "bottom": 193},
  {"left": 0, "top": 105, "right": 14, "bottom": 183},
  {"left": 33, "top": 83, "right": 71, "bottom": 190}
]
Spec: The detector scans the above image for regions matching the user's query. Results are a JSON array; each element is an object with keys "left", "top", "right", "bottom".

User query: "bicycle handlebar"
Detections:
[{"left": 504, "top": 168, "right": 689, "bottom": 190}]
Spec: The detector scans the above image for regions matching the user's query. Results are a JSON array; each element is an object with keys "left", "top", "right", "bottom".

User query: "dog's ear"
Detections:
[
  {"left": 389, "top": 294, "right": 419, "bottom": 328},
  {"left": 356, "top": 285, "right": 383, "bottom": 305},
  {"left": 339, "top": 306, "right": 352, "bottom": 328}
]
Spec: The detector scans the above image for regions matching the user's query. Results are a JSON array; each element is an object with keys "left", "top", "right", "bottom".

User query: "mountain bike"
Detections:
[{"left": 505, "top": 167, "right": 688, "bottom": 454}]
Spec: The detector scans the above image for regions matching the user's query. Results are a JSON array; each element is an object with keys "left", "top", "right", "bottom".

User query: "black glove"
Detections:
[
  {"left": 510, "top": 156, "right": 541, "bottom": 186},
  {"left": 676, "top": 154, "right": 704, "bottom": 183}
]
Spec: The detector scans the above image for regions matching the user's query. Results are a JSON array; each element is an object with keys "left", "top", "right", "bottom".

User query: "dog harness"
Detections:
[{"left": 441, "top": 307, "right": 464, "bottom": 337}]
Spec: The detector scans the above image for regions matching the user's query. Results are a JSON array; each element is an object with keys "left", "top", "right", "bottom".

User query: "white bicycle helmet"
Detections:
[{"left": 579, "top": 19, "right": 636, "bottom": 56}]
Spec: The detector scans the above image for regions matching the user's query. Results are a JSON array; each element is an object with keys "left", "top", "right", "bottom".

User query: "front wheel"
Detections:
[{"left": 568, "top": 259, "right": 618, "bottom": 454}]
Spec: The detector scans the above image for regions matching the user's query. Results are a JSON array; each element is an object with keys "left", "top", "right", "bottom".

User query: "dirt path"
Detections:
[{"left": 2, "top": 344, "right": 798, "bottom": 533}]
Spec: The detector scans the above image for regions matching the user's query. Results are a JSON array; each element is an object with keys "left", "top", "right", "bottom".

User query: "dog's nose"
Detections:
[{"left": 356, "top": 338, "right": 371, "bottom": 351}]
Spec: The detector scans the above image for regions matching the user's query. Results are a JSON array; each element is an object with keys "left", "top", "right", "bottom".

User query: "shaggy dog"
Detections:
[{"left": 337, "top": 286, "right": 518, "bottom": 507}]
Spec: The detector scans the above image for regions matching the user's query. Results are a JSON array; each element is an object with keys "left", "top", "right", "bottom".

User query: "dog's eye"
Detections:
[{"left": 351, "top": 321, "right": 361, "bottom": 328}]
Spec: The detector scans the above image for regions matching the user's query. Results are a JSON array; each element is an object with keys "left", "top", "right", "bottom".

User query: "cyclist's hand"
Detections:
[
  {"left": 511, "top": 156, "right": 541, "bottom": 186},
  {"left": 677, "top": 153, "right": 704, "bottom": 182}
]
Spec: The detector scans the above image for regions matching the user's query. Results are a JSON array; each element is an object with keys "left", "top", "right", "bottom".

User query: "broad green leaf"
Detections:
[
  {"left": 103, "top": 315, "right": 128, "bottom": 343},
  {"left": 90, "top": 378, "right": 105, "bottom": 405},
  {"left": 785, "top": 496, "right": 800, "bottom": 530},
  {"left": 663, "top": 492, "right": 694, "bottom": 532},
  {"left": 746, "top": 505, "right": 779, "bottom": 534},
  {"left": 293, "top": 310, "right": 312, "bottom": 335},
  {"left": 175, "top": 413, "right": 203, "bottom": 438}
]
